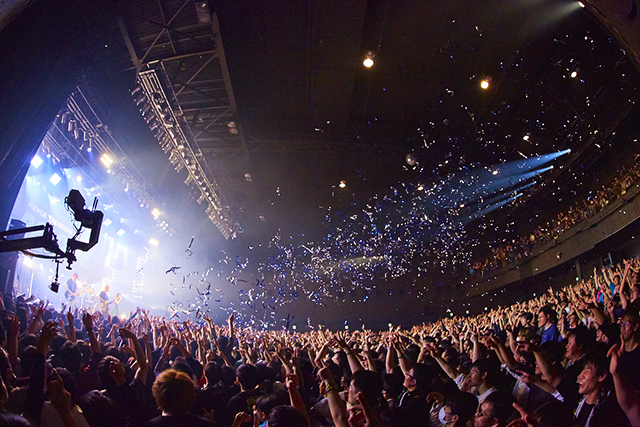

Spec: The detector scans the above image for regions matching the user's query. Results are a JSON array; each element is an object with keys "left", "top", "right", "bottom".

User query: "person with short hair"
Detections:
[
  {"left": 538, "top": 306, "right": 562, "bottom": 344},
  {"left": 472, "top": 390, "right": 514, "bottom": 427},
  {"left": 573, "top": 351, "right": 631, "bottom": 427},
  {"left": 438, "top": 391, "right": 478, "bottom": 427},
  {"left": 144, "top": 369, "right": 216, "bottom": 426},
  {"left": 618, "top": 304, "right": 640, "bottom": 392}
]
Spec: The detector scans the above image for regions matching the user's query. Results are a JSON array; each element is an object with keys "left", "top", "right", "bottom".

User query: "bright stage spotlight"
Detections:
[
  {"left": 31, "top": 155, "right": 43, "bottom": 168},
  {"left": 49, "top": 173, "right": 62, "bottom": 185}
]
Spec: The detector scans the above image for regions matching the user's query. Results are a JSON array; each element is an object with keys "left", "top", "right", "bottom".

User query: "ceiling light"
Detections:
[
  {"left": 76, "top": 175, "right": 82, "bottom": 182},
  {"left": 103, "top": 218, "right": 112, "bottom": 227},
  {"left": 195, "top": 1, "right": 211, "bottom": 23},
  {"left": 492, "top": 170, "right": 499, "bottom": 175},
  {"left": 480, "top": 79, "right": 490, "bottom": 89},
  {"left": 363, "top": 51, "right": 375, "bottom": 68},
  {"left": 417, "top": 184, "right": 424, "bottom": 191},
  {"left": 116, "top": 229, "right": 125, "bottom": 236},
  {"left": 100, "top": 153, "right": 113, "bottom": 167},
  {"left": 31, "top": 155, "right": 43, "bottom": 169},
  {"left": 49, "top": 173, "right": 62, "bottom": 185},
  {"left": 570, "top": 71, "right": 578, "bottom": 78},
  {"left": 339, "top": 180, "right": 347, "bottom": 188},
  {"left": 149, "top": 238, "right": 159, "bottom": 246},
  {"left": 151, "top": 208, "right": 161, "bottom": 219},
  {"left": 523, "top": 135, "right": 530, "bottom": 141}
]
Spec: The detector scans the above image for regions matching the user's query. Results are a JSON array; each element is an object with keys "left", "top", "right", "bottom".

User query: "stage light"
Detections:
[
  {"left": 149, "top": 238, "right": 159, "bottom": 246},
  {"left": 492, "top": 170, "right": 499, "bottom": 175},
  {"left": 31, "top": 155, "right": 43, "bottom": 168},
  {"left": 100, "top": 153, "right": 113, "bottom": 167},
  {"left": 49, "top": 173, "right": 62, "bottom": 185},
  {"left": 523, "top": 135, "right": 530, "bottom": 141},
  {"left": 103, "top": 218, "right": 112, "bottom": 227},
  {"left": 339, "top": 180, "right": 347, "bottom": 188},
  {"left": 87, "top": 140, "right": 93, "bottom": 152},
  {"left": 480, "top": 79, "right": 490, "bottom": 89},
  {"left": 76, "top": 175, "right": 82, "bottom": 182},
  {"left": 578, "top": 1, "right": 585, "bottom": 7},
  {"left": 151, "top": 208, "right": 161, "bottom": 219},
  {"left": 363, "top": 51, "right": 375, "bottom": 68},
  {"left": 570, "top": 71, "right": 578, "bottom": 78},
  {"left": 417, "top": 184, "right": 424, "bottom": 191},
  {"left": 116, "top": 229, "right": 125, "bottom": 236},
  {"left": 195, "top": 1, "right": 211, "bottom": 23}
]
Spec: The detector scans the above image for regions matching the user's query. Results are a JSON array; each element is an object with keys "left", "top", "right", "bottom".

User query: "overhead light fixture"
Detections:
[
  {"left": 570, "top": 70, "right": 578, "bottom": 78},
  {"left": 100, "top": 153, "right": 113, "bottom": 167},
  {"left": 116, "top": 229, "right": 125, "bottom": 236},
  {"left": 480, "top": 79, "right": 490, "bottom": 89},
  {"left": 49, "top": 173, "right": 62, "bottom": 185},
  {"left": 363, "top": 51, "right": 375, "bottom": 68},
  {"left": 149, "top": 238, "right": 159, "bottom": 246},
  {"left": 339, "top": 180, "right": 347, "bottom": 188},
  {"left": 31, "top": 155, "right": 43, "bottom": 169},
  {"left": 194, "top": 1, "right": 211, "bottom": 23}
]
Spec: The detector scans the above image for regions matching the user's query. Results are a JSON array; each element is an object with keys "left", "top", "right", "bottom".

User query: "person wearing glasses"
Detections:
[{"left": 617, "top": 305, "right": 640, "bottom": 392}]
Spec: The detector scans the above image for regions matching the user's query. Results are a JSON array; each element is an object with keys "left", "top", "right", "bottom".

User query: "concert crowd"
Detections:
[{"left": 1, "top": 251, "right": 640, "bottom": 427}]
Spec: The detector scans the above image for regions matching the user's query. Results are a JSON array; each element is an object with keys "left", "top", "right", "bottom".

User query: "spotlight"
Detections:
[
  {"left": 149, "top": 238, "right": 159, "bottom": 246},
  {"left": 339, "top": 180, "right": 347, "bottom": 188},
  {"left": 363, "top": 51, "right": 375, "bottom": 68},
  {"left": 49, "top": 173, "right": 62, "bottom": 185},
  {"left": 570, "top": 71, "right": 578, "bottom": 78},
  {"left": 100, "top": 154, "right": 113, "bottom": 167},
  {"left": 578, "top": 1, "right": 585, "bottom": 7},
  {"left": 492, "top": 170, "right": 499, "bottom": 175},
  {"left": 480, "top": 79, "right": 490, "bottom": 89},
  {"left": 195, "top": 1, "right": 211, "bottom": 23},
  {"left": 31, "top": 155, "right": 43, "bottom": 168},
  {"left": 523, "top": 135, "right": 530, "bottom": 141}
]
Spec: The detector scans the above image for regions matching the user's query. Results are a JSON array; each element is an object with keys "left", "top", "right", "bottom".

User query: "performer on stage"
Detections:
[
  {"left": 64, "top": 273, "right": 79, "bottom": 305},
  {"left": 95, "top": 284, "right": 110, "bottom": 318}
]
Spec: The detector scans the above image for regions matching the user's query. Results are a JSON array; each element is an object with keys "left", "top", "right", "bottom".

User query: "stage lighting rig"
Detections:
[{"left": 0, "top": 189, "right": 103, "bottom": 292}]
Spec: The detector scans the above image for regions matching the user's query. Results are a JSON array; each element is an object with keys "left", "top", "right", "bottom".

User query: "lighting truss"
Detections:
[
  {"left": 46, "top": 87, "right": 175, "bottom": 235},
  {"left": 134, "top": 68, "right": 238, "bottom": 239}
]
